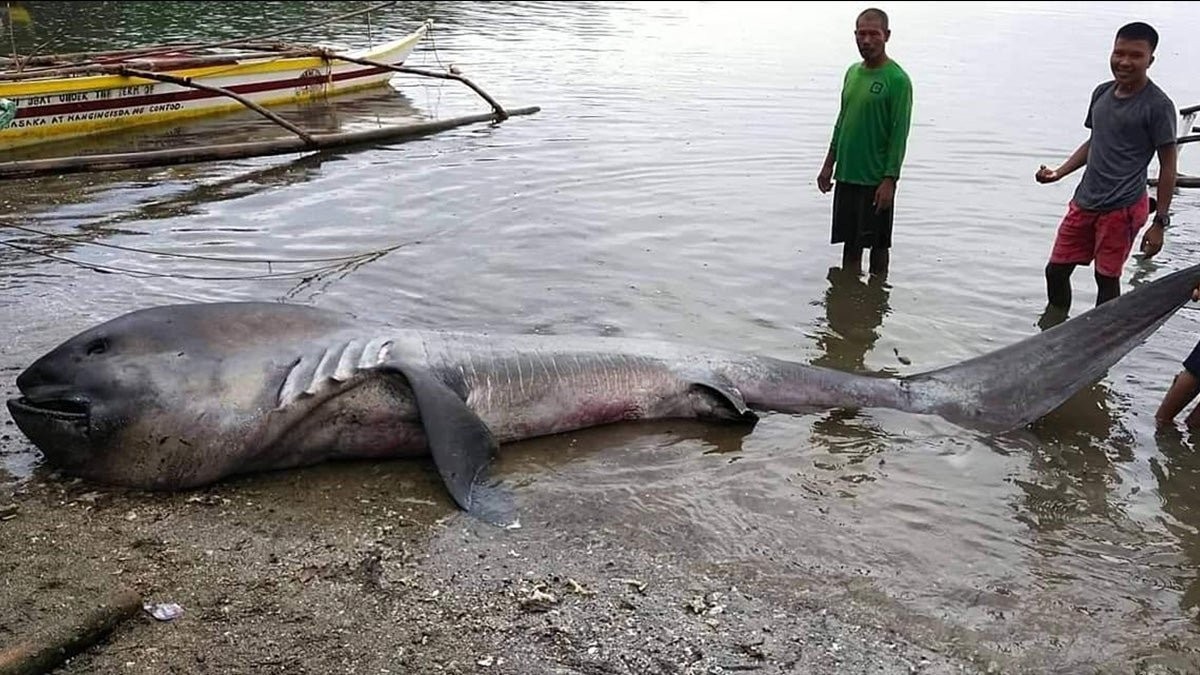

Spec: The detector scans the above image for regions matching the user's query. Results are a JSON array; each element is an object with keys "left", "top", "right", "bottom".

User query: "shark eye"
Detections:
[{"left": 85, "top": 338, "right": 108, "bottom": 356}]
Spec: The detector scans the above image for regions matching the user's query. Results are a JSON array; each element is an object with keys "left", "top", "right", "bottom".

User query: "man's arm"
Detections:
[
  {"left": 817, "top": 141, "right": 838, "bottom": 194},
  {"left": 1140, "top": 142, "right": 1177, "bottom": 258},
  {"left": 1156, "top": 143, "right": 1178, "bottom": 220},
  {"left": 1035, "top": 139, "right": 1090, "bottom": 183},
  {"left": 883, "top": 75, "right": 913, "bottom": 181},
  {"left": 819, "top": 69, "right": 853, "bottom": 194},
  {"left": 818, "top": 110, "right": 844, "bottom": 194},
  {"left": 1157, "top": 368, "right": 1200, "bottom": 426},
  {"left": 874, "top": 74, "right": 913, "bottom": 212},
  {"left": 1140, "top": 95, "right": 1181, "bottom": 258}
]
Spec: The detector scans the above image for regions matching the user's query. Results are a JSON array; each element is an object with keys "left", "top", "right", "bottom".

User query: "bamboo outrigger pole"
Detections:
[
  {"left": 109, "top": 66, "right": 318, "bottom": 145},
  {"left": 318, "top": 51, "right": 510, "bottom": 120},
  {"left": 0, "top": 106, "right": 540, "bottom": 180}
]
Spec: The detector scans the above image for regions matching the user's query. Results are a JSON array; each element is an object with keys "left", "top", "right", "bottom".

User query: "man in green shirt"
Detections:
[{"left": 817, "top": 7, "right": 914, "bottom": 277}]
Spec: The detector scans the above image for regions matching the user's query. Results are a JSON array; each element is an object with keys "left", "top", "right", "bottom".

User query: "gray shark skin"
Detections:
[{"left": 9, "top": 262, "right": 1200, "bottom": 524}]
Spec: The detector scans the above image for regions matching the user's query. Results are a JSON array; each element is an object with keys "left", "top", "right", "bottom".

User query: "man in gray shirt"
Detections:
[{"left": 1034, "top": 20, "right": 1178, "bottom": 317}]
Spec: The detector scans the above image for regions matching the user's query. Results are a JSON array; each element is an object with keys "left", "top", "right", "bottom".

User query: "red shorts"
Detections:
[{"left": 1049, "top": 193, "right": 1150, "bottom": 278}]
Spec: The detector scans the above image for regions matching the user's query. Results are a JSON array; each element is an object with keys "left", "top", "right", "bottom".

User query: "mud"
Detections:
[{"left": 0, "top": 435, "right": 1007, "bottom": 675}]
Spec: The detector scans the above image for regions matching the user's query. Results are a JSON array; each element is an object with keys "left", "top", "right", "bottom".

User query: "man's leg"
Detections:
[
  {"left": 1092, "top": 194, "right": 1150, "bottom": 307},
  {"left": 1045, "top": 201, "right": 1096, "bottom": 311},
  {"left": 831, "top": 183, "right": 860, "bottom": 271},
  {"left": 862, "top": 182, "right": 893, "bottom": 278},
  {"left": 868, "top": 247, "right": 889, "bottom": 277},
  {"left": 842, "top": 244, "right": 863, "bottom": 274},
  {"left": 1036, "top": 301, "right": 1070, "bottom": 332},
  {"left": 1045, "top": 262, "right": 1076, "bottom": 309},
  {"left": 1094, "top": 272, "right": 1121, "bottom": 305},
  {"left": 838, "top": 184, "right": 873, "bottom": 274}
]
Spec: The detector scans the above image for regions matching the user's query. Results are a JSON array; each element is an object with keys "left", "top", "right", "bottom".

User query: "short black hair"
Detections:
[
  {"left": 1116, "top": 21, "right": 1159, "bottom": 51},
  {"left": 858, "top": 8, "right": 889, "bottom": 31}
]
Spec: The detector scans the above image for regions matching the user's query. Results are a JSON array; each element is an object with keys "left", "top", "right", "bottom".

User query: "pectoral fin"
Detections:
[
  {"left": 385, "top": 362, "right": 515, "bottom": 526},
  {"left": 680, "top": 370, "right": 759, "bottom": 423}
]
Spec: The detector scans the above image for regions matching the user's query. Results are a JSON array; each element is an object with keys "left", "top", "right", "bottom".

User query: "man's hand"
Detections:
[
  {"left": 1035, "top": 164, "right": 1060, "bottom": 184},
  {"left": 874, "top": 178, "right": 895, "bottom": 213},
  {"left": 1141, "top": 223, "right": 1164, "bottom": 258},
  {"left": 817, "top": 166, "right": 833, "bottom": 194}
]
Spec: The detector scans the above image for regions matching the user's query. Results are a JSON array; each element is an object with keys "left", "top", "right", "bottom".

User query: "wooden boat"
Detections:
[
  {"left": 0, "top": 20, "right": 431, "bottom": 151},
  {"left": 0, "top": 3, "right": 537, "bottom": 180}
]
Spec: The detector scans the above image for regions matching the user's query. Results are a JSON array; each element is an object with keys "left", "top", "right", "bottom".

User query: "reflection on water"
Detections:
[
  {"left": 0, "top": 86, "right": 426, "bottom": 300},
  {"left": 792, "top": 266, "right": 896, "bottom": 468},
  {"left": 1, "top": 1, "right": 438, "bottom": 54},
  {"left": 4, "top": 1, "right": 1200, "bottom": 670},
  {"left": 1017, "top": 382, "right": 1132, "bottom": 528},
  {"left": 1153, "top": 428, "right": 1200, "bottom": 615},
  {"left": 812, "top": 265, "right": 892, "bottom": 374}
]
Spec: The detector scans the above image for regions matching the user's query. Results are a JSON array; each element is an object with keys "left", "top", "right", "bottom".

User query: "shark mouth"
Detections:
[{"left": 7, "top": 396, "right": 90, "bottom": 421}]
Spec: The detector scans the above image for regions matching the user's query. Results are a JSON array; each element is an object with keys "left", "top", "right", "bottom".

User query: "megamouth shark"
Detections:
[{"left": 9, "top": 262, "right": 1200, "bottom": 524}]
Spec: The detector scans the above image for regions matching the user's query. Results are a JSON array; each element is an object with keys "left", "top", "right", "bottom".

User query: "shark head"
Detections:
[{"left": 7, "top": 302, "right": 355, "bottom": 489}]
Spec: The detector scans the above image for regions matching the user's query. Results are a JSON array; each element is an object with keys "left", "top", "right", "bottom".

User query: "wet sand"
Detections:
[{"left": 0, "top": 442, "right": 1004, "bottom": 675}]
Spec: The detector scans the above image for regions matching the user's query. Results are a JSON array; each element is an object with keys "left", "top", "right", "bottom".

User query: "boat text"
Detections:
[
  {"left": 9, "top": 106, "right": 149, "bottom": 127},
  {"left": 16, "top": 85, "right": 156, "bottom": 108}
]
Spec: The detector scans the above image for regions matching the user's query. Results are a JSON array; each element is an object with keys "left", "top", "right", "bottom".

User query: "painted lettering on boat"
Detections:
[
  {"left": 18, "top": 85, "right": 153, "bottom": 110},
  {"left": 6, "top": 104, "right": 176, "bottom": 129},
  {"left": 62, "top": 107, "right": 147, "bottom": 122},
  {"left": 117, "top": 85, "right": 155, "bottom": 97}
]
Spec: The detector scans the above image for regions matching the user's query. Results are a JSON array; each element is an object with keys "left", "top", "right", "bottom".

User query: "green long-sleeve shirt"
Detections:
[{"left": 829, "top": 60, "right": 913, "bottom": 185}]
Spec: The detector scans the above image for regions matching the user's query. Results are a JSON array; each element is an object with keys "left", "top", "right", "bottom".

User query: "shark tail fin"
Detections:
[{"left": 902, "top": 262, "right": 1200, "bottom": 433}]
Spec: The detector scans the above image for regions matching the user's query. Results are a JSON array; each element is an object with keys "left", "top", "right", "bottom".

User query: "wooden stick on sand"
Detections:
[{"left": 0, "top": 587, "right": 143, "bottom": 675}]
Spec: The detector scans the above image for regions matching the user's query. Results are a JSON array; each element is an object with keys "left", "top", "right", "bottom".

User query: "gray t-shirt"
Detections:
[{"left": 1073, "top": 79, "right": 1176, "bottom": 211}]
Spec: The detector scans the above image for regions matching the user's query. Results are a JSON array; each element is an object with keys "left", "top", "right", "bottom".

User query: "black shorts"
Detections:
[
  {"left": 1184, "top": 339, "right": 1200, "bottom": 378},
  {"left": 832, "top": 181, "right": 894, "bottom": 249}
]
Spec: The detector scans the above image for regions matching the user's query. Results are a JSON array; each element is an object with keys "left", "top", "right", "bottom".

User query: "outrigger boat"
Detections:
[
  {"left": 0, "top": 3, "right": 539, "bottom": 180},
  {"left": 0, "top": 21, "right": 431, "bottom": 151}
]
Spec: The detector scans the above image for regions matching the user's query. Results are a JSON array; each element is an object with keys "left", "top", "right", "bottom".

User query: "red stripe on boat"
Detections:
[{"left": 13, "top": 65, "right": 391, "bottom": 119}]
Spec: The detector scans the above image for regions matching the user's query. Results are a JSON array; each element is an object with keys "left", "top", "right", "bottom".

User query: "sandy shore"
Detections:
[{"left": 0, "top": 435, "right": 1002, "bottom": 675}]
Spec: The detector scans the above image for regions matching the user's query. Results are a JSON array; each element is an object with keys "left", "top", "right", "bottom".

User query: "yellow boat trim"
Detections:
[
  {"left": 0, "top": 29, "right": 424, "bottom": 98},
  {"left": 3, "top": 78, "right": 393, "bottom": 145}
]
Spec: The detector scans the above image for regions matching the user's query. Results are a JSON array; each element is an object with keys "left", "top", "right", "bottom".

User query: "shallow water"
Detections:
[{"left": 3, "top": 1, "right": 1200, "bottom": 669}]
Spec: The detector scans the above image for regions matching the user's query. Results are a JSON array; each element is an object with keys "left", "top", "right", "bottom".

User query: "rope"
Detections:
[
  {"left": 0, "top": 240, "right": 405, "bottom": 281},
  {"left": 0, "top": 221, "right": 412, "bottom": 264},
  {"left": 425, "top": 20, "right": 448, "bottom": 71}
]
